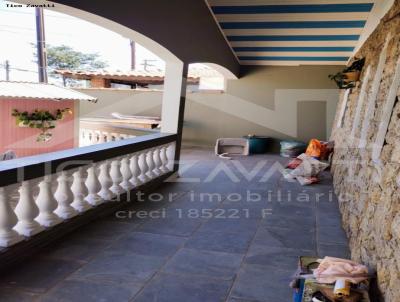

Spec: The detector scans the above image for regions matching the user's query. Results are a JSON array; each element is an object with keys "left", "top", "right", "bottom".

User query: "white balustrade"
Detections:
[
  {"left": 0, "top": 138, "right": 175, "bottom": 247},
  {"left": 146, "top": 149, "right": 157, "bottom": 179},
  {"left": 71, "top": 168, "right": 91, "bottom": 212},
  {"left": 14, "top": 180, "right": 43, "bottom": 237},
  {"left": 54, "top": 171, "right": 78, "bottom": 220},
  {"left": 85, "top": 166, "right": 104, "bottom": 206},
  {"left": 35, "top": 176, "right": 62, "bottom": 227},
  {"left": 0, "top": 187, "right": 23, "bottom": 246},
  {"left": 160, "top": 145, "right": 169, "bottom": 173},
  {"left": 98, "top": 161, "right": 114, "bottom": 200},
  {"left": 129, "top": 153, "right": 142, "bottom": 187},
  {"left": 79, "top": 128, "right": 135, "bottom": 147},
  {"left": 138, "top": 151, "right": 150, "bottom": 183},
  {"left": 120, "top": 157, "right": 133, "bottom": 191},
  {"left": 152, "top": 147, "right": 163, "bottom": 176},
  {"left": 110, "top": 160, "right": 124, "bottom": 196}
]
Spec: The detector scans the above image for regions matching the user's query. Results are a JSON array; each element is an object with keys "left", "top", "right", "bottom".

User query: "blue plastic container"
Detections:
[{"left": 244, "top": 135, "right": 271, "bottom": 154}]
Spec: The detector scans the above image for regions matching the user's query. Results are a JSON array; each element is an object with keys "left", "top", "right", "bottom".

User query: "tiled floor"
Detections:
[{"left": 0, "top": 147, "right": 350, "bottom": 302}]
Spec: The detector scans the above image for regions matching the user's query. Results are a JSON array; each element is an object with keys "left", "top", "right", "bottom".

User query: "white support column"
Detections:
[
  {"left": 161, "top": 61, "right": 187, "bottom": 134},
  {"left": 160, "top": 61, "right": 188, "bottom": 172}
]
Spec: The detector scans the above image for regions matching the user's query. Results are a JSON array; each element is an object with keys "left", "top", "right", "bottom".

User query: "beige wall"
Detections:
[{"left": 78, "top": 65, "right": 341, "bottom": 149}]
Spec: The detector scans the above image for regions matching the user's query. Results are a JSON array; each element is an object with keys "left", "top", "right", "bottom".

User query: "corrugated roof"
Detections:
[
  {"left": 55, "top": 67, "right": 222, "bottom": 81},
  {"left": 0, "top": 81, "right": 97, "bottom": 102}
]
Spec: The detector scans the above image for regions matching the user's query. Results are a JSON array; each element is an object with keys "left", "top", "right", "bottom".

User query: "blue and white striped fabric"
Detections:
[{"left": 208, "top": 0, "right": 375, "bottom": 65}]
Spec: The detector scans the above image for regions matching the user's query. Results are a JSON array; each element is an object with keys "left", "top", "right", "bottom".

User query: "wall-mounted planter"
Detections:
[{"left": 12, "top": 108, "right": 72, "bottom": 142}]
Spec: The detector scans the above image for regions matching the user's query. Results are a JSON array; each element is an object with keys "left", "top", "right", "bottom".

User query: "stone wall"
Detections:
[{"left": 330, "top": 1, "right": 400, "bottom": 301}]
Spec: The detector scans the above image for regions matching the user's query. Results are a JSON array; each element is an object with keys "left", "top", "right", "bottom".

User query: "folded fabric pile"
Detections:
[{"left": 284, "top": 153, "right": 329, "bottom": 186}]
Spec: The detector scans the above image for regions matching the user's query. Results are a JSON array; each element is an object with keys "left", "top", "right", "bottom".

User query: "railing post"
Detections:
[{"left": 98, "top": 161, "right": 114, "bottom": 200}]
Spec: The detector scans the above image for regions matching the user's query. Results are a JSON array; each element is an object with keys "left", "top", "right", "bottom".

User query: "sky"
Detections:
[{"left": 0, "top": 1, "right": 165, "bottom": 82}]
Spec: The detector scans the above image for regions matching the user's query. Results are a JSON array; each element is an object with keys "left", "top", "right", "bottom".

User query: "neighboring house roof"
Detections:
[
  {"left": 55, "top": 69, "right": 201, "bottom": 85},
  {"left": 0, "top": 81, "right": 97, "bottom": 102}
]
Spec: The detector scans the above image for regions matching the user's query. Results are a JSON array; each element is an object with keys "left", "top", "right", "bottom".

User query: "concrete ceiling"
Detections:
[{"left": 207, "top": 0, "right": 377, "bottom": 66}]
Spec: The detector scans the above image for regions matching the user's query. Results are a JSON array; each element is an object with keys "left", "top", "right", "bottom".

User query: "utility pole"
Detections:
[
  {"left": 130, "top": 40, "right": 136, "bottom": 70},
  {"left": 35, "top": 8, "right": 48, "bottom": 83},
  {"left": 4, "top": 60, "right": 10, "bottom": 81},
  {"left": 141, "top": 59, "right": 156, "bottom": 71}
]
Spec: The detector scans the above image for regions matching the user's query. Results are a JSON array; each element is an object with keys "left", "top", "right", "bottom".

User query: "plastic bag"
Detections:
[{"left": 291, "top": 154, "right": 329, "bottom": 177}]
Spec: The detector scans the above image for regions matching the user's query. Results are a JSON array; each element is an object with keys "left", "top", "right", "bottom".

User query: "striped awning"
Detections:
[{"left": 208, "top": 0, "right": 375, "bottom": 65}]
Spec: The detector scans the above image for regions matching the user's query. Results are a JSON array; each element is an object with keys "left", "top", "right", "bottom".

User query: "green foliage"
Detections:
[
  {"left": 45, "top": 45, "right": 108, "bottom": 71},
  {"left": 329, "top": 58, "right": 365, "bottom": 89},
  {"left": 12, "top": 108, "right": 72, "bottom": 142}
]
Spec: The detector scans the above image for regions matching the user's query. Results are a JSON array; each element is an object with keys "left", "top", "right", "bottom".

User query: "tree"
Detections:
[
  {"left": 46, "top": 45, "right": 108, "bottom": 71},
  {"left": 33, "top": 44, "right": 108, "bottom": 85}
]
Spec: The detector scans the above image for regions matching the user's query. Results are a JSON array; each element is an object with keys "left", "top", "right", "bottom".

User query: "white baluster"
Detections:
[
  {"left": 160, "top": 145, "right": 169, "bottom": 173},
  {"left": 166, "top": 143, "right": 176, "bottom": 171},
  {"left": 138, "top": 151, "right": 150, "bottom": 183},
  {"left": 98, "top": 161, "right": 114, "bottom": 200},
  {"left": 0, "top": 187, "right": 23, "bottom": 246},
  {"left": 129, "top": 153, "right": 142, "bottom": 187},
  {"left": 35, "top": 176, "right": 62, "bottom": 227},
  {"left": 121, "top": 157, "right": 133, "bottom": 191},
  {"left": 54, "top": 171, "right": 78, "bottom": 219},
  {"left": 152, "top": 147, "right": 163, "bottom": 176},
  {"left": 146, "top": 149, "right": 156, "bottom": 179},
  {"left": 115, "top": 133, "right": 122, "bottom": 141},
  {"left": 89, "top": 130, "right": 95, "bottom": 145},
  {"left": 71, "top": 168, "right": 91, "bottom": 212},
  {"left": 85, "top": 165, "right": 103, "bottom": 206},
  {"left": 98, "top": 132, "right": 105, "bottom": 143},
  {"left": 106, "top": 132, "right": 113, "bottom": 143},
  {"left": 110, "top": 160, "right": 124, "bottom": 195},
  {"left": 14, "top": 181, "right": 43, "bottom": 236}
]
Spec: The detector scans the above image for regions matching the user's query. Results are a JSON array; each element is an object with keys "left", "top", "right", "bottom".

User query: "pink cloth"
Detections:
[{"left": 314, "top": 257, "right": 369, "bottom": 284}]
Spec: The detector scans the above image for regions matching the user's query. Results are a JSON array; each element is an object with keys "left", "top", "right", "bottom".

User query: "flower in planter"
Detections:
[{"left": 12, "top": 108, "right": 72, "bottom": 142}]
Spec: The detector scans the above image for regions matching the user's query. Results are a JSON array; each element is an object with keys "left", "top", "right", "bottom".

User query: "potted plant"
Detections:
[
  {"left": 329, "top": 58, "right": 365, "bottom": 89},
  {"left": 12, "top": 108, "right": 72, "bottom": 142}
]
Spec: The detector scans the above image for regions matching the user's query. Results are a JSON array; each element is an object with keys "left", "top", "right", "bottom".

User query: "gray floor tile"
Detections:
[
  {"left": 40, "top": 279, "right": 142, "bottom": 302},
  {"left": 137, "top": 215, "right": 202, "bottom": 237},
  {"left": 318, "top": 243, "right": 351, "bottom": 259},
  {"left": 69, "top": 251, "right": 165, "bottom": 284},
  {"left": 185, "top": 230, "right": 254, "bottom": 254},
  {"left": 317, "top": 226, "right": 348, "bottom": 245},
  {"left": 198, "top": 217, "right": 259, "bottom": 235},
  {"left": 0, "top": 258, "right": 81, "bottom": 293},
  {"left": 42, "top": 238, "right": 112, "bottom": 262},
  {"left": 0, "top": 289, "right": 39, "bottom": 302},
  {"left": 163, "top": 248, "right": 243, "bottom": 280},
  {"left": 133, "top": 273, "right": 232, "bottom": 302},
  {"left": 230, "top": 264, "right": 292, "bottom": 302},
  {"left": 107, "top": 232, "right": 185, "bottom": 258},
  {"left": 253, "top": 226, "right": 316, "bottom": 251},
  {"left": 261, "top": 214, "right": 315, "bottom": 229},
  {"left": 245, "top": 245, "right": 315, "bottom": 270}
]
